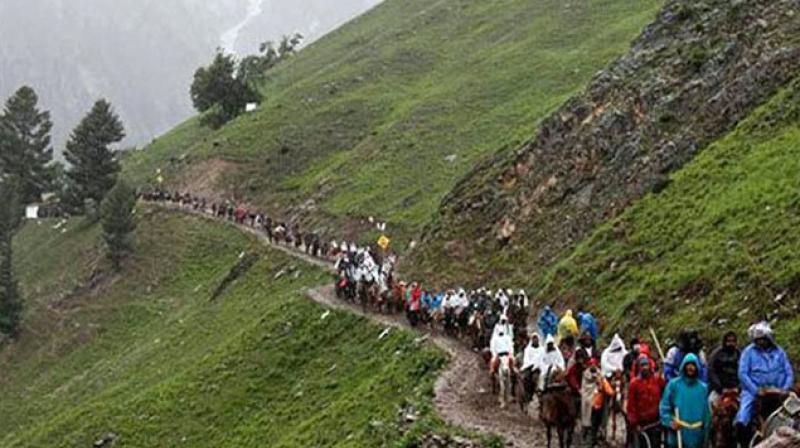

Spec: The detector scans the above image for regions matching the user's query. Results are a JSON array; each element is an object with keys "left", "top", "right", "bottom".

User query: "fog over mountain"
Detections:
[{"left": 0, "top": 0, "right": 381, "bottom": 153}]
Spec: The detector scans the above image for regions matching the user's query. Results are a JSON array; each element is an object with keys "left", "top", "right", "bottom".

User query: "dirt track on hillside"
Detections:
[{"left": 157, "top": 203, "right": 547, "bottom": 447}]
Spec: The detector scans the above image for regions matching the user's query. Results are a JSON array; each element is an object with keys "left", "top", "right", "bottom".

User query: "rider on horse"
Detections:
[
  {"left": 490, "top": 320, "right": 516, "bottom": 375},
  {"left": 734, "top": 321, "right": 794, "bottom": 446},
  {"left": 707, "top": 331, "right": 740, "bottom": 407}
]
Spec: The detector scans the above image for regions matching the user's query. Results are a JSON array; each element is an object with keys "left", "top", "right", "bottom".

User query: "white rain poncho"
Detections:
[
  {"left": 522, "top": 336, "right": 545, "bottom": 371},
  {"left": 490, "top": 328, "right": 514, "bottom": 356},
  {"left": 536, "top": 335, "right": 566, "bottom": 388},
  {"left": 454, "top": 289, "right": 470, "bottom": 309},
  {"left": 492, "top": 317, "right": 514, "bottom": 344},
  {"left": 601, "top": 333, "right": 628, "bottom": 377}
]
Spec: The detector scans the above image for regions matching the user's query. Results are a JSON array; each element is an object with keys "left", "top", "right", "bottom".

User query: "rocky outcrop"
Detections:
[{"left": 412, "top": 0, "right": 800, "bottom": 284}]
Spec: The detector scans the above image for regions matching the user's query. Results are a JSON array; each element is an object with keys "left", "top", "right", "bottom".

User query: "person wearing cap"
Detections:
[
  {"left": 734, "top": 321, "right": 794, "bottom": 444},
  {"left": 659, "top": 353, "right": 711, "bottom": 448},
  {"left": 628, "top": 355, "right": 666, "bottom": 448}
]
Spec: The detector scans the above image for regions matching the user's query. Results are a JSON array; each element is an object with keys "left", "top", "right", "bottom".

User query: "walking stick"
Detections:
[{"left": 676, "top": 409, "right": 683, "bottom": 448}]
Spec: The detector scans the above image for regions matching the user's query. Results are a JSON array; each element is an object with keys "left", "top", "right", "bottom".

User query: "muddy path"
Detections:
[{"left": 157, "top": 203, "right": 547, "bottom": 447}]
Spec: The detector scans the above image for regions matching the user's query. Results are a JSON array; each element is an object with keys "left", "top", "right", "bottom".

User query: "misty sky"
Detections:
[{"left": 0, "top": 0, "right": 382, "bottom": 151}]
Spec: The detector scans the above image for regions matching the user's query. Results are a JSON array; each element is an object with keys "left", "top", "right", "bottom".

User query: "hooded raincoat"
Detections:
[
  {"left": 659, "top": 354, "right": 711, "bottom": 448},
  {"left": 601, "top": 334, "right": 628, "bottom": 378},
  {"left": 735, "top": 338, "right": 794, "bottom": 425},
  {"left": 536, "top": 335, "right": 566, "bottom": 389},
  {"left": 558, "top": 310, "right": 579, "bottom": 342},
  {"left": 537, "top": 306, "right": 559, "bottom": 338},
  {"left": 577, "top": 311, "right": 599, "bottom": 341}
]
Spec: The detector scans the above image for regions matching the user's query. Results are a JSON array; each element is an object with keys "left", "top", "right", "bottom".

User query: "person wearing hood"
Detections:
[
  {"left": 664, "top": 330, "right": 707, "bottom": 383},
  {"left": 734, "top": 322, "right": 794, "bottom": 444},
  {"left": 490, "top": 323, "right": 516, "bottom": 375},
  {"left": 577, "top": 309, "right": 599, "bottom": 342},
  {"left": 601, "top": 334, "right": 628, "bottom": 378},
  {"left": 628, "top": 355, "right": 666, "bottom": 448},
  {"left": 707, "top": 331, "right": 740, "bottom": 407},
  {"left": 493, "top": 315, "right": 514, "bottom": 347},
  {"left": 538, "top": 306, "right": 559, "bottom": 338},
  {"left": 558, "top": 310, "right": 579, "bottom": 343},
  {"left": 659, "top": 354, "right": 711, "bottom": 448},
  {"left": 536, "top": 334, "right": 566, "bottom": 390},
  {"left": 521, "top": 333, "right": 544, "bottom": 401}
]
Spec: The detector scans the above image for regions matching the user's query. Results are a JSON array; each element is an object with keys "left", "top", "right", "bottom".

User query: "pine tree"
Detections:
[
  {"left": 0, "top": 86, "right": 54, "bottom": 203},
  {"left": 100, "top": 180, "right": 137, "bottom": 271},
  {"left": 63, "top": 100, "right": 125, "bottom": 210},
  {"left": 0, "top": 182, "right": 22, "bottom": 339}
]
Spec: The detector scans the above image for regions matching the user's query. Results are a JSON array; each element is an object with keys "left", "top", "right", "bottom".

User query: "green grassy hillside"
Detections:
[
  {"left": 124, "top": 0, "right": 661, "bottom": 243},
  {"left": 532, "top": 77, "right": 800, "bottom": 356},
  {"left": 1, "top": 208, "right": 456, "bottom": 447}
]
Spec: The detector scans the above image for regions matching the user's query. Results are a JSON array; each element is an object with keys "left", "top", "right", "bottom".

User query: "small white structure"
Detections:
[
  {"left": 245, "top": 103, "right": 258, "bottom": 113},
  {"left": 25, "top": 205, "right": 40, "bottom": 219}
]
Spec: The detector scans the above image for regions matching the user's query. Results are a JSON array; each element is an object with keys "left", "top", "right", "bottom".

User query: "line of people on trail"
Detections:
[
  {"left": 139, "top": 189, "right": 360, "bottom": 261},
  {"left": 143, "top": 189, "right": 800, "bottom": 448},
  {"left": 518, "top": 310, "right": 797, "bottom": 448}
]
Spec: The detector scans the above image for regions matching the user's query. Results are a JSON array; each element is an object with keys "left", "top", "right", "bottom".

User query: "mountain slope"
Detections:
[
  {"left": 0, "top": 210, "right": 450, "bottom": 447},
  {"left": 533, "top": 76, "right": 800, "bottom": 357},
  {"left": 124, "top": 0, "right": 663, "bottom": 244},
  {"left": 410, "top": 0, "right": 800, "bottom": 285}
]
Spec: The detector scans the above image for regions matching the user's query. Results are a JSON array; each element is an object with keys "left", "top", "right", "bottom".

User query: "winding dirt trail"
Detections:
[{"left": 158, "top": 203, "right": 546, "bottom": 447}]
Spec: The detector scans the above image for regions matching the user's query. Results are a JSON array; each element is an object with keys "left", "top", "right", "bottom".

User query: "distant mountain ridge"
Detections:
[{"left": 0, "top": 0, "right": 381, "bottom": 152}]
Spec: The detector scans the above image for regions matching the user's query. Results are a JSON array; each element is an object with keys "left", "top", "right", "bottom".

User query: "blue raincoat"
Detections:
[
  {"left": 664, "top": 347, "right": 707, "bottom": 383},
  {"left": 537, "top": 306, "right": 558, "bottom": 338},
  {"left": 577, "top": 311, "right": 599, "bottom": 341},
  {"left": 734, "top": 342, "right": 794, "bottom": 425},
  {"left": 659, "top": 353, "right": 711, "bottom": 448}
]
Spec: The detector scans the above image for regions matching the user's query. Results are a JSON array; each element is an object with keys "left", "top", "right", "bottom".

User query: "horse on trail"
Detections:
[
  {"left": 540, "top": 369, "right": 577, "bottom": 448},
  {"left": 711, "top": 389, "right": 739, "bottom": 448},
  {"left": 493, "top": 354, "right": 513, "bottom": 409}
]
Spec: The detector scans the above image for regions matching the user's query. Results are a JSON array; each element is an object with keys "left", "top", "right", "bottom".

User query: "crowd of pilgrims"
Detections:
[{"left": 142, "top": 189, "right": 799, "bottom": 448}]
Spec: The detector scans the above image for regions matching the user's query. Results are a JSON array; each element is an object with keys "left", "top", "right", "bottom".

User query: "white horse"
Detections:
[{"left": 497, "top": 354, "right": 513, "bottom": 409}]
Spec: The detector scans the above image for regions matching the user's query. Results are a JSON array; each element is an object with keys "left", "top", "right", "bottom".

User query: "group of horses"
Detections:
[{"left": 140, "top": 190, "right": 800, "bottom": 448}]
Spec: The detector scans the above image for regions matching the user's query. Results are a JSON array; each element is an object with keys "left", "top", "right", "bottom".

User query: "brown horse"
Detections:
[
  {"left": 540, "top": 369, "right": 577, "bottom": 448},
  {"left": 711, "top": 389, "right": 739, "bottom": 448}
]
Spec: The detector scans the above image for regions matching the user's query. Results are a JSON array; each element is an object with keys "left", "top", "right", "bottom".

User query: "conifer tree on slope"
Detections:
[
  {"left": 0, "top": 86, "right": 53, "bottom": 204},
  {"left": 63, "top": 99, "right": 125, "bottom": 210},
  {"left": 100, "top": 180, "right": 137, "bottom": 272},
  {"left": 0, "top": 182, "right": 22, "bottom": 339}
]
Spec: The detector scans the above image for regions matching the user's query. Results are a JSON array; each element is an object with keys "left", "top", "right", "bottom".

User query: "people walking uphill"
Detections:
[
  {"left": 664, "top": 330, "right": 708, "bottom": 383},
  {"left": 659, "top": 353, "right": 711, "bottom": 448},
  {"left": 734, "top": 321, "right": 794, "bottom": 446},
  {"left": 707, "top": 331, "right": 741, "bottom": 407},
  {"left": 558, "top": 309, "right": 579, "bottom": 343},
  {"left": 628, "top": 355, "right": 666, "bottom": 448}
]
